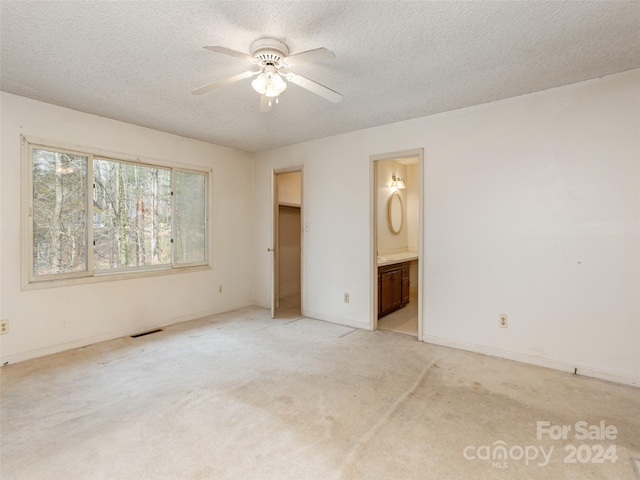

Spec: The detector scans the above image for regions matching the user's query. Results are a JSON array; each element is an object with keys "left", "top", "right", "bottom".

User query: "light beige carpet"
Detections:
[{"left": 1, "top": 306, "right": 638, "bottom": 479}]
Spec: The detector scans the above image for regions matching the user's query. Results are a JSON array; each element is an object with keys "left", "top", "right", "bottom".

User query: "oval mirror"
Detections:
[{"left": 387, "top": 191, "right": 404, "bottom": 235}]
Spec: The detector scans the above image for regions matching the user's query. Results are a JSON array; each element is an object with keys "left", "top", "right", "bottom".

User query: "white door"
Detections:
[{"left": 270, "top": 169, "right": 279, "bottom": 318}]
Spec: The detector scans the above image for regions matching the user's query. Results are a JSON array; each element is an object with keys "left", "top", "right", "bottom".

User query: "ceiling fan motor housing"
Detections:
[{"left": 251, "top": 38, "right": 289, "bottom": 66}]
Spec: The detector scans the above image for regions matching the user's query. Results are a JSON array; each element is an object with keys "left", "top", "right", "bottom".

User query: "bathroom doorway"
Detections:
[
  {"left": 271, "top": 168, "right": 303, "bottom": 319},
  {"left": 371, "top": 150, "right": 423, "bottom": 339}
]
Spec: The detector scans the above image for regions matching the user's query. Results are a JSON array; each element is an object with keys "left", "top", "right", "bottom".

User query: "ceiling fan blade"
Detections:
[
  {"left": 260, "top": 95, "right": 272, "bottom": 113},
  {"left": 285, "top": 73, "right": 342, "bottom": 103},
  {"left": 192, "top": 71, "right": 256, "bottom": 95},
  {"left": 204, "top": 46, "right": 255, "bottom": 63},
  {"left": 283, "top": 48, "right": 335, "bottom": 66}
]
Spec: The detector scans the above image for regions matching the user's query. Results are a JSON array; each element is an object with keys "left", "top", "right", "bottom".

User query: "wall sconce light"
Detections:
[{"left": 391, "top": 175, "right": 406, "bottom": 189}]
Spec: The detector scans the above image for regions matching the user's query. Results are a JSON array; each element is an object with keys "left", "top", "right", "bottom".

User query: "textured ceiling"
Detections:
[{"left": 1, "top": 1, "right": 639, "bottom": 153}]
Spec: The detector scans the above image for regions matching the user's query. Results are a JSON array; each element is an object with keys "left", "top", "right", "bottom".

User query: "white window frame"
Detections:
[{"left": 21, "top": 135, "right": 212, "bottom": 290}]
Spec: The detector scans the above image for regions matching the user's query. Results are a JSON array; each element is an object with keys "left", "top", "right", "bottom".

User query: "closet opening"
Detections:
[{"left": 271, "top": 169, "right": 303, "bottom": 318}]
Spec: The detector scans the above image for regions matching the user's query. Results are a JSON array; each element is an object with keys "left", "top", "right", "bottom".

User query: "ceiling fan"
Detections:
[{"left": 192, "top": 38, "right": 342, "bottom": 112}]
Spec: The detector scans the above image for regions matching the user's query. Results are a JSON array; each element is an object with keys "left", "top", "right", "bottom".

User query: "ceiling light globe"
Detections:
[
  {"left": 264, "top": 74, "right": 287, "bottom": 98},
  {"left": 251, "top": 73, "right": 268, "bottom": 95}
]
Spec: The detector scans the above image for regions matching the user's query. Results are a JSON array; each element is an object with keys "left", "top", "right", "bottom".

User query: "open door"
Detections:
[
  {"left": 371, "top": 150, "right": 424, "bottom": 340},
  {"left": 270, "top": 169, "right": 279, "bottom": 318}
]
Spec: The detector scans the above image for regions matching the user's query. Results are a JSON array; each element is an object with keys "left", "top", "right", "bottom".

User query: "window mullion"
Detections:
[
  {"left": 171, "top": 169, "right": 176, "bottom": 267},
  {"left": 87, "top": 155, "right": 94, "bottom": 276}
]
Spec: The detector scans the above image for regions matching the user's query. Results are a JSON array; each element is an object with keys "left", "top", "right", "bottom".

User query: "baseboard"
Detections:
[
  {"left": 302, "top": 309, "right": 371, "bottom": 331},
  {"left": 249, "top": 301, "right": 371, "bottom": 332},
  {"left": 1, "top": 300, "right": 254, "bottom": 366},
  {"left": 423, "top": 335, "right": 639, "bottom": 388},
  {"left": 252, "top": 299, "right": 270, "bottom": 309}
]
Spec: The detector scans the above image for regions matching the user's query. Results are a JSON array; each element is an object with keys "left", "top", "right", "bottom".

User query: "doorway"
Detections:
[
  {"left": 271, "top": 169, "right": 302, "bottom": 318},
  {"left": 371, "top": 150, "right": 423, "bottom": 340}
]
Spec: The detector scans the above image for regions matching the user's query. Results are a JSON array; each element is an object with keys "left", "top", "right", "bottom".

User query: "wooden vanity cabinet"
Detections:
[{"left": 378, "top": 261, "right": 410, "bottom": 318}]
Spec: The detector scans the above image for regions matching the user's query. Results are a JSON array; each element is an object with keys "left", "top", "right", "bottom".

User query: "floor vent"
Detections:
[{"left": 131, "top": 328, "right": 163, "bottom": 338}]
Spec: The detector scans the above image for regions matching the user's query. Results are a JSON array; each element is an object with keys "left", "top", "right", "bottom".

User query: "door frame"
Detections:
[
  {"left": 370, "top": 149, "right": 424, "bottom": 341},
  {"left": 271, "top": 166, "right": 304, "bottom": 318}
]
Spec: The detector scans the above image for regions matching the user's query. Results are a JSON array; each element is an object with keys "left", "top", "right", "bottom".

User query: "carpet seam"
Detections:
[{"left": 338, "top": 359, "right": 440, "bottom": 474}]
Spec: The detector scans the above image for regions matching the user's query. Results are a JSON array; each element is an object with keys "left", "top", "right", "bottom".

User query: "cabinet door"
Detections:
[
  {"left": 401, "top": 266, "right": 410, "bottom": 305},
  {"left": 380, "top": 271, "right": 396, "bottom": 316},
  {"left": 392, "top": 272, "right": 402, "bottom": 309},
  {"left": 401, "top": 276, "right": 410, "bottom": 305}
]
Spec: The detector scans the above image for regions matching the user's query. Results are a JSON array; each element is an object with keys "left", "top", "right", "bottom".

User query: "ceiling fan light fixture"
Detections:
[
  {"left": 251, "top": 73, "right": 267, "bottom": 94},
  {"left": 251, "top": 66, "right": 287, "bottom": 98},
  {"left": 265, "top": 73, "right": 287, "bottom": 97}
]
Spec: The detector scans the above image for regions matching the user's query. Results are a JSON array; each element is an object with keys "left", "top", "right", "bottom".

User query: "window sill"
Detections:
[{"left": 22, "top": 264, "right": 212, "bottom": 291}]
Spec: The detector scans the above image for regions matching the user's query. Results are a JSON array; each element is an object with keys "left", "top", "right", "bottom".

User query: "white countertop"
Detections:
[{"left": 377, "top": 251, "right": 419, "bottom": 267}]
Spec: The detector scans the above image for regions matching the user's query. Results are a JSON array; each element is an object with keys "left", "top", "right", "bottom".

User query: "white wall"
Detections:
[
  {"left": 252, "top": 70, "right": 640, "bottom": 385},
  {"left": 0, "top": 93, "right": 254, "bottom": 363}
]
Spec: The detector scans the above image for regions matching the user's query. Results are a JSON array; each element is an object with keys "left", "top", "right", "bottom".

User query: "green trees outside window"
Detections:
[
  {"left": 32, "top": 149, "right": 88, "bottom": 276},
  {"left": 93, "top": 159, "right": 172, "bottom": 270},
  {"left": 30, "top": 144, "right": 208, "bottom": 281}
]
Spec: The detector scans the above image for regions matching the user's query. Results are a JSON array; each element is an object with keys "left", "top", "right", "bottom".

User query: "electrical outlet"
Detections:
[
  {"left": 0, "top": 320, "right": 8, "bottom": 335},
  {"left": 499, "top": 314, "right": 508, "bottom": 328},
  {"left": 218, "top": 285, "right": 223, "bottom": 294},
  {"left": 344, "top": 293, "right": 350, "bottom": 303}
]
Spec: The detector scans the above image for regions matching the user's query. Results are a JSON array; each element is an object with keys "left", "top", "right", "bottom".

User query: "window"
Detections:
[
  {"left": 174, "top": 171, "right": 207, "bottom": 265},
  {"left": 25, "top": 138, "right": 209, "bottom": 286},
  {"left": 92, "top": 158, "right": 172, "bottom": 270}
]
